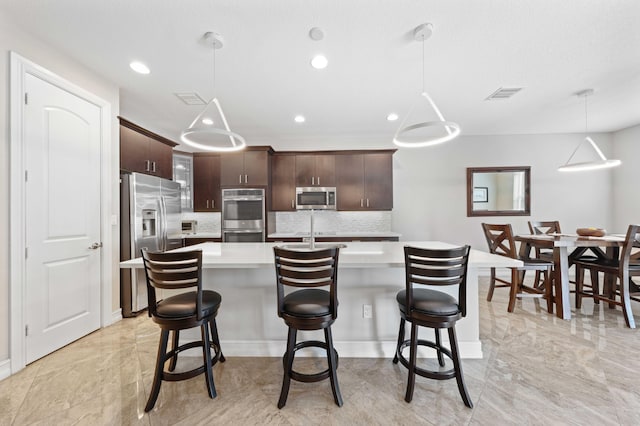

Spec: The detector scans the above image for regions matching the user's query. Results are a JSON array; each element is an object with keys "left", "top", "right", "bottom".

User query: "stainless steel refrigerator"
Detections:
[{"left": 120, "top": 172, "right": 183, "bottom": 317}]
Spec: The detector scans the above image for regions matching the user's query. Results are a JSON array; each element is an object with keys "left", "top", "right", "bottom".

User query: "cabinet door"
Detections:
[
  {"left": 295, "top": 155, "right": 315, "bottom": 186},
  {"left": 149, "top": 141, "right": 174, "bottom": 179},
  {"left": 315, "top": 154, "right": 336, "bottom": 187},
  {"left": 336, "top": 154, "right": 365, "bottom": 210},
  {"left": 364, "top": 153, "right": 393, "bottom": 210},
  {"left": 193, "top": 155, "right": 221, "bottom": 211},
  {"left": 295, "top": 154, "right": 335, "bottom": 187},
  {"left": 244, "top": 150, "right": 269, "bottom": 186},
  {"left": 120, "top": 126, "right": 150, "bottom": 174},
  {"left": 271, "top": 155, "right": 296, "bottom": 211},
  {"left": 220, "top": 152, "right": 245, "bottom": 186}
]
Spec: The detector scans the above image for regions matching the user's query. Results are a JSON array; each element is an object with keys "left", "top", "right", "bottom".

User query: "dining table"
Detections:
[{"left": 515, "top": 233, "right": 626, "bottom": 319}]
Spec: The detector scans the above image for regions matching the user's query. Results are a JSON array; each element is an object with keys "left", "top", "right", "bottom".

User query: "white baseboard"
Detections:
[
  {"left": 215, "top": 340, "right": 483, "bottom": 359},
  {"left": 0, "top": 359, "right": 11, "bottom": 381},
  {"left": 110, "top": 309, "right": 122, "bottom": 325}
]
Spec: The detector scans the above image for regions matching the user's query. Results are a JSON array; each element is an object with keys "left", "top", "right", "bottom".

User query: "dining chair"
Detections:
[
  {"left": 482, "top": 223, "right": 554, "bottom": 313},
  {"left": 141, "top": 249, "right": 225, "bottom": 412},
  {"left": 527, "top": 220, "right": 561, "bottom": 289},
  {"left": 393, "top": 245, "right": 473, "bottom": 407},
  {"left": 273, "top": 246, "right": 343, "bottom": 408},
  {"left": 573, "top": 224, "right": 640, "bottom": 328}
]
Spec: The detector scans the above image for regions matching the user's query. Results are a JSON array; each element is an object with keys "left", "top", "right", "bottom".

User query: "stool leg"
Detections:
[
  {"left": 448, "top": 326, "right": 473, "bottom": 408},
  {"left": 201, "top": 322, "right": 217, "bottom": 399},
  {"left": 145, "top": 329, "right": 170, "bottom": 412},
  {"left": 324, "top": 327, "right": 343, "bottom": 407},
  {"left": 575, "top": 265, "right": 584, "bottom": 309},
  {"left": 544, "top": 269, "right": 553, "bottom": 314},
  {"left": 209, "top": 318, "right": 225, "bottom": 362},
  {"left": 278, "top": 327, "right": 297, "bottom": 409},
  {"left": 168, "top": 330, "right": 179, "bottom": 372},
  {"left": 404, "top": 322, "right": 418, "bottom": 403},
  {"left": 393, "top": 318, "right": 405, "bottom": 364},
  {"left": 507, "top": 269, "right": 519, "bottom": 312},
  {"left": 434, "top": 328, "right": 445, "bottom": 367}
]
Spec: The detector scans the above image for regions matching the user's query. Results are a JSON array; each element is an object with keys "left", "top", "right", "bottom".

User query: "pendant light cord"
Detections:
[
  {"left": 421, "top": 36, "right": 425, "bottom": 94},
  {"left": 212, "top": 44, "right": 216, "bottom": 99}
]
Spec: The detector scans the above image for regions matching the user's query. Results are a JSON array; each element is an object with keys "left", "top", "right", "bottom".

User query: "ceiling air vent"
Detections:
[
  {"left": 485, "top": 87, "right": 523, "bottom": 100},
  {"left": 174, "top": 92, "right": 206, "bottom": 105}
]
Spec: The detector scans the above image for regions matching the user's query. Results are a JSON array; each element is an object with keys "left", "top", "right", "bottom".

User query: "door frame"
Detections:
[{"left": 9, "top": 52, "right": 113, "bottom": 373}]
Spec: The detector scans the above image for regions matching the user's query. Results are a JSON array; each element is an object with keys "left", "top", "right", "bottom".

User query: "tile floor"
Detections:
[{"left": 2, "top": 279, "right": 640, "bottom": 425}]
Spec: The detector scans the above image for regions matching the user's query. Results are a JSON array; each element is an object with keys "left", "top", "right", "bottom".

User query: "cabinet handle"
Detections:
[
  {"left": 317, "top": 176, "right": 320, "bottom": 185},
  {"left": 367, "top": 199, "right": 370, "bottom": 208},
  {"left": 360, "top": 199, "right": 364, "bottom": 208},
  {"left": 244, "top": 174, "right": 248, "bottom": 184},
  {"left": 145, "top": 160, "right": 151, "bottom": 172},
  {"left": 239, "top": 175, "right": 242, "bottom": 184},
  {"left": 151, "top": 161, "right": 156, "bottom": 172},
  {"left": 312, "top": 176, "right": 315, "bottom": 185},
  {"left": 206, "top": 200, "right": 209, "bottom": 209},
  {"left": 212, "top": 200, "right": 215, "bottom": 209},
  {"left": 291, "top": 199, "right": 294, "bottom": 209}
]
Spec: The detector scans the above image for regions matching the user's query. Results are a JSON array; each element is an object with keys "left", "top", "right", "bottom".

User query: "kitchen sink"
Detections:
[{"left": 277, "top": 243, "right": 347, "bottom": 251}]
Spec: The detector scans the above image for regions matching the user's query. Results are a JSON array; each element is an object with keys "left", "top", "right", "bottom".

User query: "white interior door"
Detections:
[{"left": 24, "top": 73, "right": 102, "bottom": 364}]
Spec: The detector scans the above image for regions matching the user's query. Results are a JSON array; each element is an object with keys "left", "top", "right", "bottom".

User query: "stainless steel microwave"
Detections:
[{"left": 296, "top": 187, "right": 337, "bottom": 210}]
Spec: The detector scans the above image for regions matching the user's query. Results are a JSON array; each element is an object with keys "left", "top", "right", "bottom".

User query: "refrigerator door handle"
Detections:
[{"left": 159, "top": 196, "right": 168, "bottom": 251}]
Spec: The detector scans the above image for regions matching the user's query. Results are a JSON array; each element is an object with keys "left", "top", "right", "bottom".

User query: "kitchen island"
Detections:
[{"left": 120, "top": 241, "right": 521, "bottom": 358}]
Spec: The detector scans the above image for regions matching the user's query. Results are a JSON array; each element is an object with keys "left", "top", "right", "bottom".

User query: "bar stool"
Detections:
[
  {"left": 273, "top": 246, "right": 342, "bottom": 408},
  {"left": 141, "top": 249, "right": 225, "bottom": 412},
  {"left": 393, "top": 245, "right": 473, "bottom": 407}
]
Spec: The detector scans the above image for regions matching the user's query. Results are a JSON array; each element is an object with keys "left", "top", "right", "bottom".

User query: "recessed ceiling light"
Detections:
[
  {"left": 387, "top": 113, "right": 399, "bottom": 121},
  {"left": 201, "top": 118, "right": 214, "bottom": 125},
  {"left": 294, "top": 115, "right": 306, "bottom": 123},
  {"left": 129, "top": 61, "right": 150, "bottom": 74},
  {"left": 311, "top": 55, "right": 328, "bottom": 69}
]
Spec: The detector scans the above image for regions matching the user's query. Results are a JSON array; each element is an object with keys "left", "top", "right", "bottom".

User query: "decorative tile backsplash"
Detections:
[{"left": 274, "top": 211, "right": 392, "bottom": 234}]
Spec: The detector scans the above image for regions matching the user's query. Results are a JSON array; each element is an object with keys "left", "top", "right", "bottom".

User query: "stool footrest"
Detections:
[
  {"left": 162, "top": 340, "right": 223, "bottom": 382},
  {"left": 282, "top": 340, "right": 339, "bottom": 383},
  {"left": 396, "top": 339, "right": 456, "bottom": 380}
]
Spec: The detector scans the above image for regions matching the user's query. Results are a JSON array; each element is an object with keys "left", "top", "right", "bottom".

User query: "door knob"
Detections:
[{"left": 89, "top": 242, "right": 103, "bottom": 250}]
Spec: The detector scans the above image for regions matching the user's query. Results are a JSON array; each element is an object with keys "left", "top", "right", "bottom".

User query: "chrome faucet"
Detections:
[{"left": 309, "top": 209, "right": 315, "bottom": 249}]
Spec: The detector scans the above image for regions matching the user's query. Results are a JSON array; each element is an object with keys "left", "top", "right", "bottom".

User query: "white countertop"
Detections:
[
  {"left": 268, "top": 231, "right": 401, "bottom": 239},
  {"left": 120, "top": 241, "right": 522, "bottom": 270}
]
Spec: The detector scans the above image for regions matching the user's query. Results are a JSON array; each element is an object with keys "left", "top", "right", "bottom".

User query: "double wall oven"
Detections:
[{"left": 221, "top": 188, "right": 265, "bottom": 242}]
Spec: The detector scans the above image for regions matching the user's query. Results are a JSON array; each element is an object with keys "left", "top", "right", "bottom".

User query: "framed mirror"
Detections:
[{"left": 466, "top": 166, "right": 530, "bottom": 216}]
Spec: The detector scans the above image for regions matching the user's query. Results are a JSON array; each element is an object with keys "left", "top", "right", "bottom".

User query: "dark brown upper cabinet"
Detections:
[
  {"left": 220, "top": 147, "right": 271, "bottom": 187},
  {"left": 119, "top": 117, "right": 177, "bottom": 180},
  {"left": 193, "top": 153, "right": 221, "bottom": 212},
  {"left": 271, "top": 154, "right": 296, "bottom": 211},
  {"left": 335, "top": 152, "right": 394, "bottom": 211},
  {"left": 295, "top": 154, "right": 336, "bottom": 187}
]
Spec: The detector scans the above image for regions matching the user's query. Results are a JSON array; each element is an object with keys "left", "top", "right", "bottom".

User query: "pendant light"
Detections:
[
  {"left": 393, "top": 23, "right": 460, "bottom": 148},
  {"left": 180, "top": 32, "right": 246, "bottom": 152},
  {"left": 558, "top": 89, "right": 620, "bottom": 172}
]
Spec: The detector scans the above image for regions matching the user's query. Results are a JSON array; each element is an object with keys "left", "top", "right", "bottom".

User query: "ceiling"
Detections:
[{"left": 2, "top": 0, "right": 640, "bottom": 150}]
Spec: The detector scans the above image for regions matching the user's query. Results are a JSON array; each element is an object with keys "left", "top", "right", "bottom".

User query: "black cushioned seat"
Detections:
[
  {"left": 396, "top": 289, "right": 459, "bottom": 316},
  {"left": 283, "top": 289, "right": 330, "bottom": 316},
  {"left": 141, "top": 249, "right": 225, "bottom": 412},
  {"left": 156, "top": 291, "right": 222, "bottom": 318}
]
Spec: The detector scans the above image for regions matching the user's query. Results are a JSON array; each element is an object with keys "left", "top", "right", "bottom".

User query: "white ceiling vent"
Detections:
[
  {"left": 174, "top": 92, "right": 206, "bottom": 105},
  {"left": 485, "top": 87, "right": 523, "bottom": 100}
]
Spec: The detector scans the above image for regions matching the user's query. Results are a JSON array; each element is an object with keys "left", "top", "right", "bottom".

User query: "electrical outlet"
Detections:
[{"left": 363, "top": 304, "right": 372, "bottom": 319}]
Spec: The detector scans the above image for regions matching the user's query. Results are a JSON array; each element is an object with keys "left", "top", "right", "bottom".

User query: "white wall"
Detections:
[
  {"left": 391, "top": 133, "right": 616, "bottom": 250},
  {"left": 612, "top": 123, "right": 640, "bottom": 230},
  {"left": 0, "top": 14, "right": 120, "bottom": 365}
]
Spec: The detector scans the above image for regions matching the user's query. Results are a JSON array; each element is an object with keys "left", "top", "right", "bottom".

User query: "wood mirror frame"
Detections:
[{"left": 466, "top": 166, "right": 531, "bottom": 217}]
